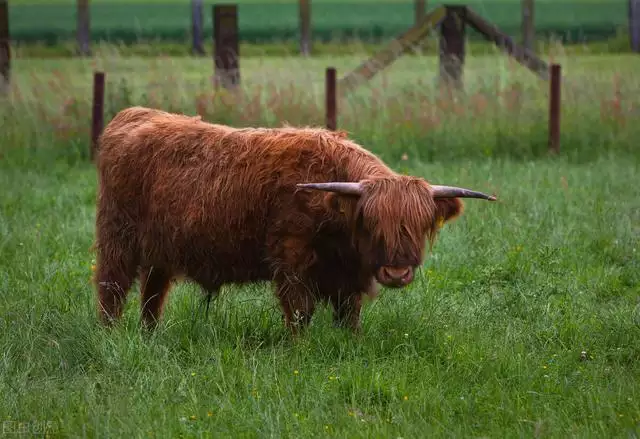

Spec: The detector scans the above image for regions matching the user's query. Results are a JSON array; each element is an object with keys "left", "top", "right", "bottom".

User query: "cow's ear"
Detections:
[
  {"left": 434, "top": 198, "right": 464, "bottom": 226},
  {"left": 323, "top": 192, "right": 358, "bottom": 216}
]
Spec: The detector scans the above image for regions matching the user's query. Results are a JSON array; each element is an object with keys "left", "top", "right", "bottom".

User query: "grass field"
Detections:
[
  {"left": 1, "top": 49, "right": 639, "bottom": 437},
  {"left": 7, "top": 0, "right": 629, "bottom": 48}
]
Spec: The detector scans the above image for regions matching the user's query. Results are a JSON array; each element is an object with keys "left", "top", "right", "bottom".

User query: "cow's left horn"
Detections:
[
  {"left": 431, "top": 185, "right": 497, "bottom": 201},
  {"left": 296, "top": 182, "right": 363, "bottom": 195}
]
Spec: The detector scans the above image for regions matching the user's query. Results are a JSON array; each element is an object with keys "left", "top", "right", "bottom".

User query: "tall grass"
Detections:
[{"left": 2, "top": 50, "right": 639, "bottom": 168}]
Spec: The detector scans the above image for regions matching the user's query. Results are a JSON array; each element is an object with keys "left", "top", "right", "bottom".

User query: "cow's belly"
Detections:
[{"left": 138, "top": 228, "right": 272, "bottom": 286}]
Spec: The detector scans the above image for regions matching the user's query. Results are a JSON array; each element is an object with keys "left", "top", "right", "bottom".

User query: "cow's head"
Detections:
[{"left": 297, "top": 176, "right": 496, "bottom": 288}]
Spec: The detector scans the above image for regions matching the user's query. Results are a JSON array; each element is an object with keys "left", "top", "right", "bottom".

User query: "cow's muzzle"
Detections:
[{"left": 376, "top": 266, "right": 414, "bottom": 288}]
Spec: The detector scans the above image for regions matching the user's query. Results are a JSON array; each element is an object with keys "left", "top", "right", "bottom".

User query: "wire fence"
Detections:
[{"left": 8, "top": 1, "right": 630, "bottom": 46}]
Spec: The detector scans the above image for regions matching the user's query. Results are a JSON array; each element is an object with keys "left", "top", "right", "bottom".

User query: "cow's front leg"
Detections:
[
  {"left": 330, "top": 293, "right": 363, "bottom": 333},
  {"left": 275, "top": 278, "right": 317, "bottom": 335}
]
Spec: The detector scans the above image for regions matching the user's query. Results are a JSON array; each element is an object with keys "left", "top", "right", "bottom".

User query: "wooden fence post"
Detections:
[
  {"left": 415, "top": 0, "right": 426, "bottom": 25},
  {"left": 521, "top": 0, "right": 534, "bottom": 52},
  {"left": 91, "top": 71, "right": 105, "bottom": 161},
  {"left": 630, "top": 0, "right": 640, "bottom": 53},
  {"left": 325, "top": 67, "right": 336, "bottom": 131},
  {"left": 299, "top": 0, "right": 311, "bottom": 56},
  {"left": 191, "top": 0, "right": 205, "bottom": 55},
  {"left": 76, "top": 0, "right": 91, "bottom": 56},
  {"left": 0, "top": 0, "right": 9, "bottom": 94},
  {"left": 548, "top": 64, "right": 561, "bottom": 154},
  {"left": 439, "top": 6, "right": 465, "bottom": 90},
  {"left": 213, "top": 4, "right": 240, "bottom": 89}
]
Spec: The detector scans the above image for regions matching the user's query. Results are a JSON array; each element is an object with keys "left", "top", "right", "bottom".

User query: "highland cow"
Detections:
[{"left": 94, "top": 106, "right": 496, "bottom": 333}]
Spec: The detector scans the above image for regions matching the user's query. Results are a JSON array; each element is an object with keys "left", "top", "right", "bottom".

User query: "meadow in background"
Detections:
[{"left": 1, "top": 2, "right": 639, "bottom": 436}]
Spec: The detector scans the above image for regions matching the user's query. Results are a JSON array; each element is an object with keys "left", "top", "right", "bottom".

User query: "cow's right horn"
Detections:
[
  {"left": 296, "top": 182, "right": 363, "bottom": 195},
  {"left": 431, "top": 185, "right": 497, "bottom": 201}
]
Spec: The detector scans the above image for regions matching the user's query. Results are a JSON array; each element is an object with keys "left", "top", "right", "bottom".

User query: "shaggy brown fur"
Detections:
[{"left": 94, "top": 106, "right": 467, "bottom": 333}]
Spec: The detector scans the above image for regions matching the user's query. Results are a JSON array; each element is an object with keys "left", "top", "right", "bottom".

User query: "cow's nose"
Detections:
[
  {"left": 377, "top": 266, "right": 414, "bottom": 287},
  {"left": 382, "top": 266, "right": 412, "bottom": 280}
]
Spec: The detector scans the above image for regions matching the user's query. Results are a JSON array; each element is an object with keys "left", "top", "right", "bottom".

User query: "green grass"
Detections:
[
  {"left": 1, "top": 50, "right": 639, "bottom": 437},
  {"left": 7, "top": 0, "right": 629, "bottom": 47}
]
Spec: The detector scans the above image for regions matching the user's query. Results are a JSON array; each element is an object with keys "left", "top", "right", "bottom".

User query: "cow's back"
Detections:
[{"left": 96, "top": 107, "right": 393, "bottom": 284}]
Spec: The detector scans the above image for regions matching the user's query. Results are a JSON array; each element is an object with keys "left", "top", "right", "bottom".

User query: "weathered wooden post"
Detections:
[
  {"left": 439, "top": 6, "right": 466, "bottom": 90},
  {"left": 191, "top": 0, "right": 205, "bottom": 55},
  {"left": 630, "top": 0, "right": 640, "bottom": 53},
  {"left": 548, "top": 64, "right": 561, "bottom": 154},
  {"left": 213, "top": 4, "right": 240, "bottom": 89},
  {"left": 91, "top": 71, "right": 105, "bottom": 161},
  {"left": 0, "top": 0, "right": 9, "bottom": 94},
  {"left": 325, "top": 67, "right": 336, "bottom": 130},
  {"left": 299, "top": 0, "right": 311, "bottom": 56},
  {"left": 415, "top": 0, "right": 426, "bottom": 25},
  {"left": 521, "top": 0, "right": 534, "bottom": 52},
  {"left": 76, "top": 0, "right": 91, "bottom": 56}
]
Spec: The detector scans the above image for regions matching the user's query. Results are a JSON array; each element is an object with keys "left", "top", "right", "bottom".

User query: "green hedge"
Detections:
[{"left": 8, "top": 1, "right": 628, "bottom": 46}]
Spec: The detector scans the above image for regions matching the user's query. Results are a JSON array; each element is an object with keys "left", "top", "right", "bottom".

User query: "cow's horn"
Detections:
[
  {"left": 431, "top": 185, "right": 497, "bottom": 201},
  {"left": 296, "top": 182, "right": 363, "bottom": 195}
]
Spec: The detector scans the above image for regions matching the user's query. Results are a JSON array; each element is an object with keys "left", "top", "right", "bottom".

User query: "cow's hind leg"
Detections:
[
  {"left": 138, "top": 266, "right": 173, "bottom": 330},
  {"left": 94, "top": 208, "right": 140, "bottom": 326},
  {"left": 95, "top": 245, "right": 138, "bottom": 326}
]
